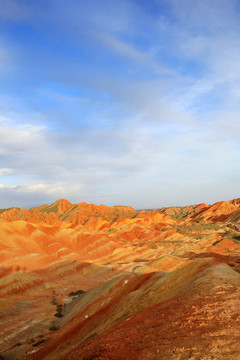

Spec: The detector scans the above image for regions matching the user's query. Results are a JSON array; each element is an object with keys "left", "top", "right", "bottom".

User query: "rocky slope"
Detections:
[{"left": 0, "top": 198, "right": 240, "bottom": 359}]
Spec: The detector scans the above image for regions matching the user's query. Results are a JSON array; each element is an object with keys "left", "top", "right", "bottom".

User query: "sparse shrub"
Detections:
[
  {"left": 56, "top": 304, "right": 62, "bottom": 311},
  {"left": 54, "top": 303, "right": 63, "bottom": 317},
  {"left": 68, "top": 289, "right": 85, "bottom": 297},
  {"left": 32, "top": 339, "right": 45, "bottom": 347},
  {"left": 50, "top": 290, "right": 57, "bottom": 305},
  {"left": 14, "top": 342, "right": 22, "bottom": 347},
  {"left": 49, "top": 325, "right": 58, "bottom": 331},
  {"left": 54, "top": 312, "right": 63, "bottom": 318}
]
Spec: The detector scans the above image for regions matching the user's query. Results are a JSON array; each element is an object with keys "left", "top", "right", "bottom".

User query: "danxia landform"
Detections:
[{"left": 0, "top": 198, "right": 240, "bottom": 359}]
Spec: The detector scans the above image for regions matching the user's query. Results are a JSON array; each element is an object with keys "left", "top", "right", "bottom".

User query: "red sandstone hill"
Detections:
[
  {"left": 1, "top": 197, "right": 240, "bottom": 226},
  {"left": 0, "top": 198, "right": 240, "bottom": 359},
  {"left": 0, "top": 199, "right": 138, "bottom": 226}
]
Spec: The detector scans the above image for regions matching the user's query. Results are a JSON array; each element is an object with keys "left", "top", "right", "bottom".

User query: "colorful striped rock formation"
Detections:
[{"left": 0, "top": 198, "right": 240, "bottom": 359}]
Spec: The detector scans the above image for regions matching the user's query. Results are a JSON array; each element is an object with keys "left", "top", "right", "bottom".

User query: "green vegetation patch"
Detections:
[
  {"left": 221, "top": 229, "right": 240, "bottom": 244},
  {"left": 174, "top": 223, "right": 221, "bottom": 234}
]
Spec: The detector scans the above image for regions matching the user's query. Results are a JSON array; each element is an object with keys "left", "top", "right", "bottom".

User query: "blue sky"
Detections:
[{"left": 0, "top": 0, "right": 240, "bottom": 209}]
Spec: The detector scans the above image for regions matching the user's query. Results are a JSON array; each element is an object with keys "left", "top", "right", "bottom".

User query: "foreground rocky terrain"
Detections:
[{"left": 0, "top": 198, "right": 240, "bottom": 359}]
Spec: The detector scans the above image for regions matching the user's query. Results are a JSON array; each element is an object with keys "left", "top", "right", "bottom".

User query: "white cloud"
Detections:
[
  {"left": 0, "top": 182, "right": 87, "bottom": 208},
  {"left": 0, "top": 123, "right": 47, "bottom": 155},
  {"left": 25, "top": 183, "right": 83, "bottom": 195},
  {"left": 0, "top": 168, "right": 13, "bottom": 176},
  {"left": 97, "top": 33, "right": 174, "bottom": 77}
]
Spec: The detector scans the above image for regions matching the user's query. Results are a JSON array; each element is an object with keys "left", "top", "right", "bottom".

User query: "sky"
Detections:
[{"left": 0, "top": 0, "right": 240, "bottom": 209}]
